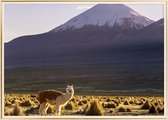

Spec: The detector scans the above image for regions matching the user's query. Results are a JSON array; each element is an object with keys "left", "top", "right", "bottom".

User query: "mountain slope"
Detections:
[
  {"left": 4, "top": 4, "right": 164, "bottom": 67},
  {"left": 130, "top": 18, "right": 164, "bottom": 42},
  {"left": 52, "top": 4, "right": 154, "bottom": 32}
]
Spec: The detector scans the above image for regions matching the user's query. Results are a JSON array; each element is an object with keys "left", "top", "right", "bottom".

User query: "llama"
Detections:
[{"left": 39, "top": 85, "right": 74, "bottom": 116}]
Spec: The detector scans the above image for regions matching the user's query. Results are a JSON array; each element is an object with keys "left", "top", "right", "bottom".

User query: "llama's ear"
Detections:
[{"left": 71, "top": 85, "right": 73, "bottom": 88}]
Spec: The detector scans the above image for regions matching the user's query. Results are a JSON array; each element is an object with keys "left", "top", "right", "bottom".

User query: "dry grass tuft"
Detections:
[
  {"left": 20, "top": 99, "right": 33, "bottom": 107},
  {"left": 129, "top": 100, "right": 134, "bottom": 104},
  {"left": 124, "top": 100, "right": 129, "bottom": 105},
  {"left": 4, "top": 108, "right": 13, "bottom": 116},
  {"left": 81, "top": 99, "right": 88, "bottom": 104},
  {"left": 78, "top": 101, "right": 83, "bottom": 106},
  {"left": 126, "top": 108, "right": 132, "bottom": 112},
  {"left": 70, "top": 98, "right": 76, "bottom": 102},
  {"left": 11, "top": 99, "right": 16, "bottom": 104},
  {"left": 138, "top": 101, "right": 144, "bottom": 105},
  {"left": 70, "top": 99, "right": 78, "bottom": 107},
  {"left": 25, "top": 106, "right": 37, "bottom": 114},
  {"left": 113, "top": 100, "right": 119, "bottom": 106},
  {"left": 86, "top": 100, "right": 104, "bottom": 116},
  {"left": 141, "top": 100, "right": 151, "bottom": 109},
  {"left": 102, "top": 102, "right": 116, "bottom": 108},
  {"left": 149, "top": 104, "right": 158, "bottom": 114},
  {"left": 157, "top": 106, "right": 164, "bottom": 113},
  {"left": 82, "top": 103, "right": 90, "bottom": 114},
  {"left": 64, "top": 102, "right": 75, "bottom": 110},
  {"left": 118, "top": 106, "right": 126, "bottom": 112},
  {"left": 12, "top": 102, "right": 25, "bottom": 116},
  {"left": 5, "top": 101, "right": 12, "bottom": 106},
  {"left": 105, "top": 98, "right": 111, "bottom": 102},
  {"left": 30, "top": 94, "right": 37, "bottom": 98},
  {"left": 108, "top": 109, "right": 114, "bottom": 113},
  {"left": 76, "top": 108, "right": 83, "bottom": 114}
]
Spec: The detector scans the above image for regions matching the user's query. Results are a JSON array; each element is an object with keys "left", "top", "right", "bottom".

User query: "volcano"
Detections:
[
  {"left": 5, "top": 4, "right": 164, "bottom": 67},
  {"left": 52, "top": 4, "right": 153, "bottom": 32}
]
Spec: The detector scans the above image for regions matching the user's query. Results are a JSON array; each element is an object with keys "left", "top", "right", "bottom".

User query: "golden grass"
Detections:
[
  {"left": 118, "top": 106, "right": 126, "bottom": 112},
  {"left": 64, "top": 102, "right": 75, "bottom": 110},
  {"left": 108, "top": 109, "right": 114, "bottom": 113},
  {"left": 126, "top": 108, "right": 132, "bottom": 112},
  {"left": 149, "top": 104, "right": 158, "bottom": 114},
  {"left": 21, "top": 99, "right": 33, "bottom": 107},
  {"left": 4, "top": 94, "right": 164, "bottom": 116},
  {"left": 85, "top": 100, "right": 104, "bottom": 116},
  {"left": 157, "top": 106, "right": 164, "bottom": 113},
  {"left": 102, "top": 102, "right": 116, "bottom": 108},
  {"left": 141, "top": 100, "right": 151, "bottom": 109},
  {"left": 12, "top": 101, "right": 25, "bottom": 116},
  {"left": 124, "top": 100, "right": 129, "bottom": 105}
]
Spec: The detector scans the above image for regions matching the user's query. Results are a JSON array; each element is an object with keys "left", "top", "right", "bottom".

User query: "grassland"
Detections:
[
  {"left": 5, "top": 63, "right": 164, "bottom": 96},
  {"left": 4, "top": 64, "right": 164, "bottom": 116},
  {"left": 4, "top": 94, "right": 164, "bottom": 116}
]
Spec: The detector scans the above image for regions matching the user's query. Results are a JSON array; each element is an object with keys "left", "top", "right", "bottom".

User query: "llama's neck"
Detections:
[{"left": 62, "top": 92, "right": 74, "bottom": 103}]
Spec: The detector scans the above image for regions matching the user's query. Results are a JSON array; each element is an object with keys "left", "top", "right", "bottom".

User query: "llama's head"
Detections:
[{"left": 66, "top": 85, "right": 74, "bottom": 94}]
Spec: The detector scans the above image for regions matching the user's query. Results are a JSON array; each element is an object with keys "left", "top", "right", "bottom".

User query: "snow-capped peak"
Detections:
[{"left": 52, "top": 4, "right": 154, "bottom": 32}]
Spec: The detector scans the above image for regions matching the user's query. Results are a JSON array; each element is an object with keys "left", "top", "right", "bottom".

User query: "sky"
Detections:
[{"left": 3, "top": 3, "right": 164, "bottom": 43}]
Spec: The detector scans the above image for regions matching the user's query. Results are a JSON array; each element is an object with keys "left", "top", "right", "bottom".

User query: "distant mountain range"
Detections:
[{"left": 5, "top": 4, "right": 164, "bottom": 67}]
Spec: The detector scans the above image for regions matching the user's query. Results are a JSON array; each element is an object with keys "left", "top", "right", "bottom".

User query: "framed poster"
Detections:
[{"left": 0, "top": 0, "right": 167, "bottom": 120}]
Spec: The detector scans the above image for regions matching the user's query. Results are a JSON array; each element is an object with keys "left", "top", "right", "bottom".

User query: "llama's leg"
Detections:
[
  {"left": 58, "top": 105, "right": 62, "bottom": 116},
  {"left": 55, "top": 104, "right": 60, "bottom": 116},
  {"left": 43, "top": 103, "right": 50, "bottom": 115},
  {"left": 39, "top": 102, "right": 49, "bottom": 115},
  {"left": 39, "top": 102, "right": 47, "bottom": 115}
]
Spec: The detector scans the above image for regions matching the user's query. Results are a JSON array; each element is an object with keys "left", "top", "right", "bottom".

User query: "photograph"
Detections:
[{"left": 2, "top": 2, "right": 165, "bottom": 117}]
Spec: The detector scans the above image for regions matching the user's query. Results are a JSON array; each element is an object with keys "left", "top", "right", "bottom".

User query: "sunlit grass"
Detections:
[{"left": 4, "top": 94, "right": 164, "bottom": 116}]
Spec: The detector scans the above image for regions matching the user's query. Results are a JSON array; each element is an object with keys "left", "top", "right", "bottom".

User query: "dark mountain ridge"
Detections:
[{"left": 5, "top": 4, "right": 164, "bottom": 67}]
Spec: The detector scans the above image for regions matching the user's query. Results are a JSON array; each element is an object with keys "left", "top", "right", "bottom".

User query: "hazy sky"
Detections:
[{"left": 3, "top": 3, "right": 164, "bottom": 43}]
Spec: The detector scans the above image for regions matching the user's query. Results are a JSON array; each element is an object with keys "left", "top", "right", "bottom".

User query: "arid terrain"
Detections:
[{"left": 4, "top": 94, "right": 164, "bottom": 116}]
